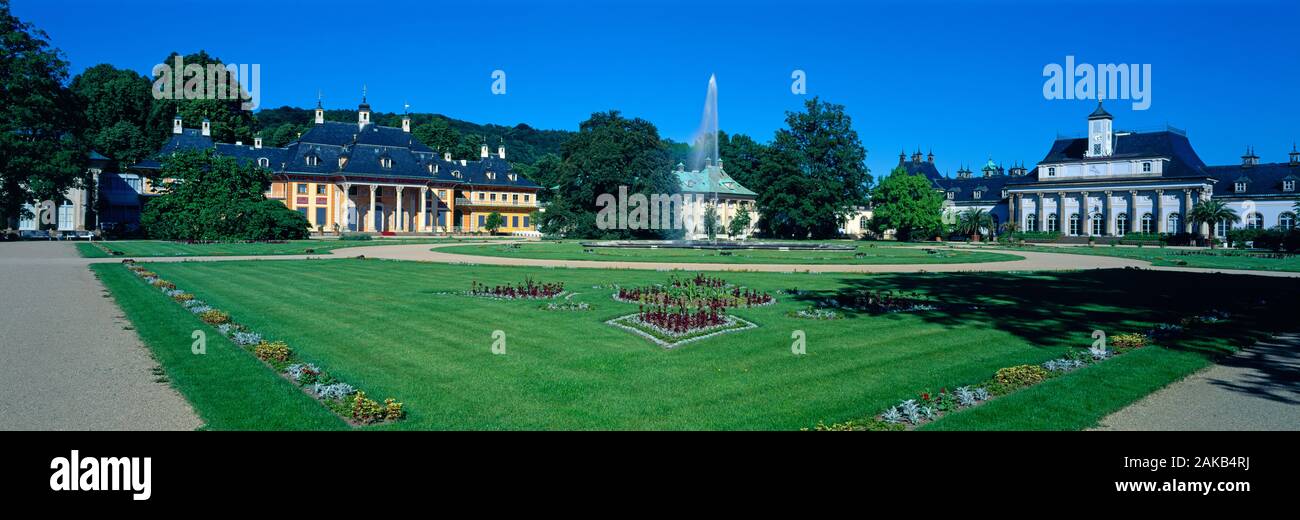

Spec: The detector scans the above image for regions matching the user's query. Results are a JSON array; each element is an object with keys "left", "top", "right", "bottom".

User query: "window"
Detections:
[
  {"left": 1215, "top": 220, "right": 1228, "bottom": 237},
  {"left": 973, "top": 190, "right": 982, "bottom": 200},
  {"left": 1047, "top": 167, "right": 1056, "bottom": 177},
  {"left": 1142, "top": 162, "right": 1152, "bottom": 172},
  {"left": 305, "top": 155, "right": 319, "bottom": 166},
  {"left": 297, "top": 184, "right": 308, "bottom": 194},
  {"left": 380, "top": 157, "right": 392, "bottom": 169},
  {"left": 1092, "top": 144, "right": 1101, "bottom": 155},
  {"left": 477, "top": 215, "right": 485, "bottom": 227},
  {"left": 523, "top": 216, "right": 530, "bottom": 228},
  {"left": 1141, "top": 213, "right": 1154, "bottom": 234},
  {"left": 1068, "top": 214, "right": 1080, "bottom": 236},
  {"left": 1285, "top": 180, "right": 1296, "bottom": 192},
  {"left": 1116, "top": 213, "right": 1128, "bottom": 236},
  {"left": 57, "top": 201, "right": 74, "bottom": 231},
  {"left": 258, "top": 158, "right": 269, "bottom": 168},
  {"left": 316, "top": 185, "right": 327, "bottom": 195},
  {"left": 859, "top": 217, "right": 867, "bottom": 229},
  {"left": 512, "top": 194, "right": 519, "bottom": 203},
  {"left": 1247, "top": 212, "right": 1264, "bottom": 230},
  {"left": 1235, "top": 182, "right": 1247, "bottom": 193},
  {"left": 315, "top": 207, "right": 326, "bottom": 226},
  {"left": 1091, "top": 214, "right": 1104, "bottom": 236},
  {"left": 523, "top": 194, "right": 530, "bottom": 202},
  {"left": 490, "top": 193, "right": 497, "bottom": 201},
  {"left": 946, "top": 191, "right": 955, "bottom": 200},
  {"left": 1026, "top": 213, "right": 1037, "bottom": 231},
  {"left": 478, "top": 192, "right": 485, "bottom": 200},
  {"left": 512, "top": 216, "right": 519, "bottom": 228},
  {"left": 1047, "top": 214, "right": 1059, "bottom": 232},
  {"left": 1280, "top": 212, "right": 1296, "bottom": 229},
  {"left": 1168, "top": 212, "right": 1181, "bottom": 233},
  {"left": 486, "top": 172, "right": 496, "bottom": 180}
]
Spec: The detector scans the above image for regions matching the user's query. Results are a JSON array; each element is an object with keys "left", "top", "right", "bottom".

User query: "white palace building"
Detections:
[{"left": 904, "top": 102, "right": 1300, "bottom": 240}]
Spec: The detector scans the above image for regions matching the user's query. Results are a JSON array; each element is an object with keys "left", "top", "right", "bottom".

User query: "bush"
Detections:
[
  {"left": 339, "top": 232, "right": 372, "bottom": 241},
  {"left": 198, "top": 309, "right": 231, "bottom": 325},
  {"left": 993, "top": 364, "right": 1048, "bottom": 391},
  {"left": 253, "top": 340, "right": 292, "bottom": 362},
  {"left": 384, "top": 398, "right": 404, "bottom": 421},
  {"left": 351, "top": 391, "right": 383, "bottom": 424}
]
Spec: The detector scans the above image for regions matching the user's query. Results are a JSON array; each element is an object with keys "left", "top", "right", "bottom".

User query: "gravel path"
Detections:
[
  {"left": 0, "top": 242, "right": 201, "bottom": 430},
  {"left": 1095, "top": 333, "right": 1300, "bottom": 431}
]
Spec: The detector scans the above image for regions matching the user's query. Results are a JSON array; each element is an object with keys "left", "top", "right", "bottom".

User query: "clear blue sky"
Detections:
[{"left": 15, "top": 0, "right": 1300, "bottom": 177}]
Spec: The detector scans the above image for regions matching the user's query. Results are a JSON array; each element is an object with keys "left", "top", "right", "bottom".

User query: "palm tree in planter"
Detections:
[
  {"left": 955, "top": 208, "right": 994, "bottom": 242},
  {"left": 1189, "top": 200, "right": 1238, "bottom": 249}
]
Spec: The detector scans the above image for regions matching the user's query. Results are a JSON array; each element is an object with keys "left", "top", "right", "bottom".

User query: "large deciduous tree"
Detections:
[
  {"left": 145, "top": 50, "right": 256, "bottom": 145},
  {"left": 0, "top": 0, "right": 88, "bottom": 229},
  {"left": 140, "top": 149, "right": 309, "bottom": 240},
  {"left": 753, "top": 97, "right": 871, "bottom": 239},
  {"left": 869, "top": 166, "right": 944, "bottom": 241},
  {"left": 70, "top": 64, "right": 154, "bottom": 166},
  {"left": 540, "top": 111, "right": 677, "bottom": 239}
]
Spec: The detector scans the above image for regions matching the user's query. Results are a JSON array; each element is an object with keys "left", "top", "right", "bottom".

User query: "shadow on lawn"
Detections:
[{"left": 790, "top": 268, "right": 1300, "bottom": 358}]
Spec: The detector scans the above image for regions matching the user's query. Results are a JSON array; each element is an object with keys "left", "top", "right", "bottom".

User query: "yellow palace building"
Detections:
[{"left": 133, "top": 97, "right": 540, "bottom": 235}]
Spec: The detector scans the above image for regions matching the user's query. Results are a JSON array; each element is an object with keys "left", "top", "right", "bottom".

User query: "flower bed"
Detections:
[
  {"left": 122, "top": 261, "right": 405, "bottom": 426},
  {"left": 466, "top": 277, "right": 564, "bottom": 300},
  {"left": 607, "top": 313, "right": 756, "bottom": 349},
  {"left": 540, "top": 302, "right": 591, "bottom": 311},
  {"left": 613, "top": 274, "right": 774, "bottom": 309}
]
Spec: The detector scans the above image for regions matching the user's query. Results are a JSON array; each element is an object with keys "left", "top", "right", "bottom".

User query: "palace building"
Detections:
[
  {"left": 914, "top": 103, "right": 1300, "bottom": 240},
  {"left": 674, "top": 159, "right": 759, "bottom": 239},
  {"left": 132, "top": 96, "right": 541, "bottom": 235}
]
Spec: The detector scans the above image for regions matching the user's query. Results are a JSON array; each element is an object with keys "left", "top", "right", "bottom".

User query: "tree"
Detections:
[
  {"left": 0, "top": 0, "right": 88, "bottom": 229},
  {"left": 484, "top": 212, "right": 504, "bottom": 235},
  {"left": 954, "top": 208, "right": 994, "bottom": 242},
  {"left": 702, "top": 203, "right": 719, "bottom": 240},
  {"left": 718, "top": 131, "right": 767, "bottom": 191},
  {"left": 140, "top": 149, "right": 308, "bottom": 240},
  {"left": 869, "top": 166, "right": 943, "bottom": 241},
  {"left": 1188, "top": 199, "right": 1238, "bottom": 248},
  {"left": 145, "top": 50, "right": 256, "bottom": 145},
  {"left": 412, "top": 118, "right": 462, "bottom": 154},
  {"left": 539, "top": 111, "right": 676, "bottom": 239},
  {"left": 727, "top": 206, "right": 752, "bottom": 239},
  {"left": 752, "top": 97, "right": 871, "bottom": 239},
  {"left": 70, "top": 64, "right": 154, "bottom": 165}
]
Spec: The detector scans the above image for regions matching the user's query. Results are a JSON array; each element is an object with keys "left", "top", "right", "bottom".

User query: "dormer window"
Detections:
[
  {"left": 508, "top": 173, "right": 517, "bottom": 182},
  {"left": 257, "top": 158, "right": 269, "bottom": 168},
  {"left": 486, "top": 171, "right": 496, "bottom": 180},
  {"left": 946, "top": 191, "right": 955, "bottom": 200},
  {"left": 451, "top": 170, "right": 462, "bottom": 179},
  {"left": 1047, "top": 167, "right": 1056, "bottom": 177},
  {"left": 427, "top": 164, "right": 434, "bottom": 173},
  {"left": 1285, "top": 180, "right": 1296, "bottom": 192},
  {"left": 1142, "top": 161, "right": 1152, "bottom": 172},
  {"left": 380, "top": 157, "right": 393, "bottom": 169},
  {"left": 305, "top": 155, "right": 319, "bottom": 166},
  {"left": 973, "top": 191, "right": 982, "bottom": 200},
  {"left": 1235, "top": 182, "right": 1247, "bottom": 193}
]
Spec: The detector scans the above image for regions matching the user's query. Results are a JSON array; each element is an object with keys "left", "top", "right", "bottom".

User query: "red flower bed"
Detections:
[
  {"left": 635, "top": 304, "right": 728, "bottom": 335},
  {"left": 468, "top": 278, "right": 564, "bottom": 299}
]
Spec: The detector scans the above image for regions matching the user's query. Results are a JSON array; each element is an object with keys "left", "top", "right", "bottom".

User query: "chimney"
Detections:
[
  {"left": 201, "top": 118, "right": 210, "bottom": 137},
  {"left": 480, "top": 144, "right": 489, "bottom": 158},
  {"left": 254, "top": 135, "right": 263, "bottom": 149},
  {"left": 497, "top": 144, "right": 505, "bottom": 159},
  {"left": 172, "top": 114, "right": 183, "bottom": 134}
]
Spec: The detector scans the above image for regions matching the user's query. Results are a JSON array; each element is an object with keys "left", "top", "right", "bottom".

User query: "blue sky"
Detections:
[{"left": 15, "top": 0, "right": 1300, "bottom": 177}]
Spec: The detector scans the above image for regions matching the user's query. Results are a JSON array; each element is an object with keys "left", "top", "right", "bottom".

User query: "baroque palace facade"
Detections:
[
  {"left": 900, "top": 103, "right": 1300, "bottom": 240},
  {"left": 133, "top": 97, "right": 541, "bottom": 234}
]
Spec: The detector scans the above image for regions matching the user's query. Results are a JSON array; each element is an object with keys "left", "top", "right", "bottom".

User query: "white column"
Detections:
[
  {"left": 1081, "top": 192, "right": 1090, "bottom": 236},
  {"left": 419, "top": 187, "right": 428, "bottom": 233},
  {"left": 1103, "top": 190, "right": 1112, "bottom": 236},
  {"left": 1183, "top": 189, "right": 1194, "bottom": 234},
  {"left": 1154, "top": 189, "right": 1164, "bottom": 233},
  {"left": 395, "top": 186, "right": 404, "bottom": 232},
  {"left": 1129, "top": 190, "right": 1140, "bottom": 233},
  {"left": 367, "top": 184, "right": 377, "bottom": 232}
]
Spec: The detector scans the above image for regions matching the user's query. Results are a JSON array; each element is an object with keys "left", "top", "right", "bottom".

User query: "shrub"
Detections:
[
  {"left": 339, "top": 232, "right": 372, "bottom": 241},
  {"left": 1111, "top": 333, "right": 1149, "bottom": 351},
  {"left": 384, "top": 398, "right": 404, "bottom": 421},
  {"left": 253, "top": 340, "right": 292, "bottom": 363},
  {"left": 198, "top": 309, "right": 231, "bottom": 325},
  {"left": 351, "top": 391, "right": 383, "bottom": 424},
  {"left": 994, "top": 364, "right": 1048, "bottom": 391},
  {"left": 312, "top": 382, "right": 355, "bottom": 400}
]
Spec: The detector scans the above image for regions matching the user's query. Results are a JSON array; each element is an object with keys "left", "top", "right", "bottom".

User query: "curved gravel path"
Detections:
[{"left": 0, "top": 242, "right": 201, "bottom": 430}]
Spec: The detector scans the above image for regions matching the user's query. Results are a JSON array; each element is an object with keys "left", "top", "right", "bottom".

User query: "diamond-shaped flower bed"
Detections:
[
  {"left": 465, "top": 277, "right": 565, "bottom": 300},
  {"left": 608, "top": 274, "right": 771, "bottom": 348}
]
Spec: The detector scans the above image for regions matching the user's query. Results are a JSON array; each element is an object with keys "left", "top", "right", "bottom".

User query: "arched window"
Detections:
[
  {"left": 1116, "top": 213, "right": 1128, "bottom": 236},
  {"left": 1141, "top": 213, "right": 1154, "bottom": 234},
  {"left": 1068, "top": 214, "right": 1080, "bottom": 236},
  {"left": 1247, "top": 212, "right": 1264, "bottom": 229},
  {"left": 1167, "top": 212, "right": 1180, "bottom": 233},
  {"left": 1091, "top": 213, "right": 1104, "bottom": 236},
  {"left": 1047, "top": 214, "right": 1059, "bottom": 233},
  {"left": 1026, "top": 213, "right": 1038, "bottom": 231},
  {"left": 1281, "top": 212, "right": 1296, "bottom": 229},
  {"left": 257, "top": 157, "right": 269, "bottom": 168}
]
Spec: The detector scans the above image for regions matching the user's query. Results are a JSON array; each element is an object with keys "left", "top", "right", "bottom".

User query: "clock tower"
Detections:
[{"left": 1086, "top": 101, "right": 1113, "bottom": 158}]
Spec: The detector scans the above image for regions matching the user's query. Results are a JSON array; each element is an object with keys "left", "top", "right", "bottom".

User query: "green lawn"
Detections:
[
  {"left": 76, "top": 237, "right": 505, "bottom": 258},
  {"left": 97, "top": 258, "right": 1297, "bottom": 430},
  {"left": 437, "top": 240, "right": 1022, "bottom": 265},
  {"left": 989, "top": 243, "right": 1300, "bottom": 272}
]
